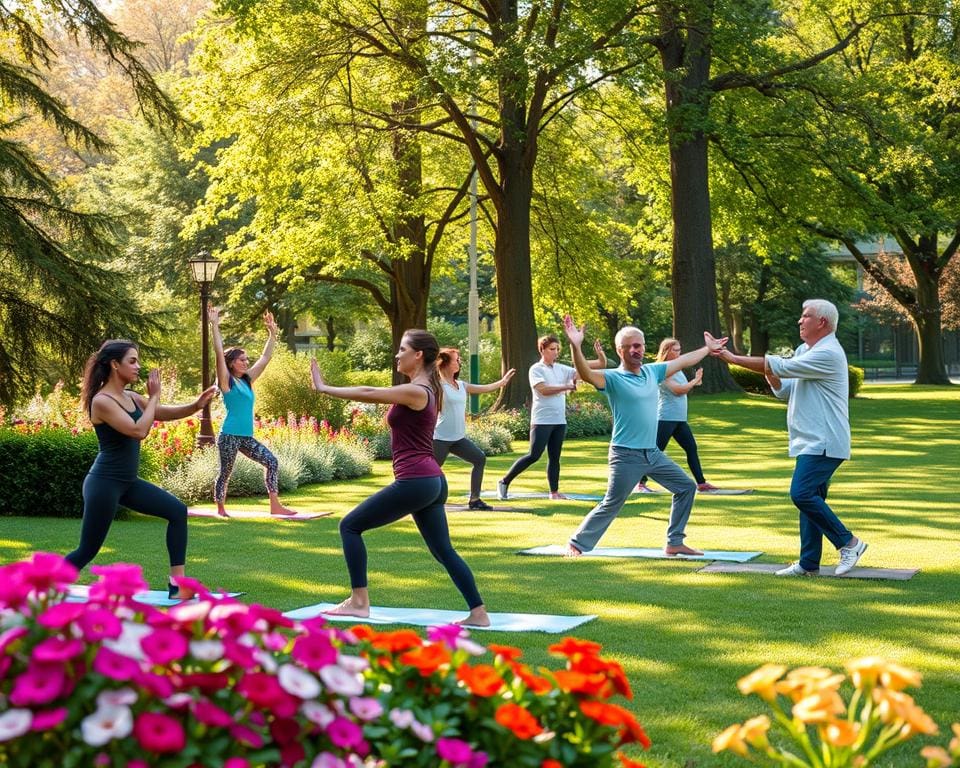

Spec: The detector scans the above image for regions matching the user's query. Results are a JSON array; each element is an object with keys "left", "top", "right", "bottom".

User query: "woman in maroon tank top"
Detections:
[{"left": 310, "top": 329, "right": 490, "bottom": 627}]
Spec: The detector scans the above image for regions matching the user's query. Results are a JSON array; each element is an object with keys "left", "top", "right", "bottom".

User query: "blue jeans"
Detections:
[{"left": 790, "top": 454, "right": 853, "bottom": 571}]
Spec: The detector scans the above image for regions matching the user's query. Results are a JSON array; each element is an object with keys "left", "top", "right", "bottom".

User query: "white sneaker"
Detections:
[
  {"left": 835, "top": 539, "right": 868, "bottom": 575},
  {"left": 497, "top": 480, "right": 509, "bottom": 501},
  {"left": 775, "top": 562, "right": 819, "bottom": 577}
]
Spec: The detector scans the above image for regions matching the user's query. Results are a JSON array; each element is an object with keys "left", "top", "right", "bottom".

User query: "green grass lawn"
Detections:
[{"left": 2, "top": 384, "right": 958, "bottom": 765}]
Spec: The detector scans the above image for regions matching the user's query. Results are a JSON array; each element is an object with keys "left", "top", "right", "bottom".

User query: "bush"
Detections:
[
  {"left": 254, "top": 347, "right": 353, "bottom": 428},
  {"left": 464, "top": 421, "right": 513, "bottom": 455},
  {"left": 479, "top": 403, "right": 612, "bottom": 441},
  {"left": 346, "top": 324, "right": 394, "bottom": 371},
  {"left": 729, "top": 364, "right": 865, "bottom": 398},
  {"left": 0, "top": 554, "right": 650, "bottom": 768}
]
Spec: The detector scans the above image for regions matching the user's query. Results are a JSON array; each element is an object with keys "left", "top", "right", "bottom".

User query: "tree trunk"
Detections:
[
  {"left": 325, "top": 316, "right": 336, "bottom": 351},
  {"left": 910, "top": 252, "right": 950, "bottom": 384},
  {"left": 748, "top": 264, "right": 771, "bottom": 355}
]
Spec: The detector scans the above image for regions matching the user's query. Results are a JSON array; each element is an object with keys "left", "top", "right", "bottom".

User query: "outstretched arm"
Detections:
[
  {"left": 247, "top": 310, "right": 278, "bottom": 383},
  {"left": 208, "top": 307, "right": 232, "bottom": 391},
  {"left": 96, "top": 370, "right": 162, "bottom": 440},
  {"left": 154, "top": 386, "right": 219, "bottom": 422},
  {"left": 310, "top": 359, "right": 428, "bottom": 409},
  {"left": 664, "top": 367, "right": 703, "bottom": 395},
  {"left": 562, "top": 315, "right": 605, "bottom": 389},
  {"left": 464, "top": 368, "right": 516, "bottom": 395},
  {"left": 664, "top": 332, "right": 728, "bottom": 378}
]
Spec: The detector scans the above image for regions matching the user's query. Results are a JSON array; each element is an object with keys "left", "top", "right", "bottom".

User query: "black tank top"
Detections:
[{"left": 88, "top": 397, "right": 143, "bottom": 481}]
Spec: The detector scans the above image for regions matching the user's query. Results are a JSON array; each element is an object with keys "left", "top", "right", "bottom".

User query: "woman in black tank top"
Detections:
[{"left": 65, "top": 340, "right": 217, "bottom": 599}]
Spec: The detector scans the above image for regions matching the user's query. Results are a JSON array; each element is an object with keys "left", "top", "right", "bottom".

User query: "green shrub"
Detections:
[
  {"left": 482, "top": 408, "right": 530, "bottom": 440},
  {"left": 464, "top": 421, "right": 513, "bottom": 455},
  {"left": 565, "top": 400, "right": 613, "bottom": 438},
  {"left": 848, "top": 365, "right": 865, "bottom": 397},
  {"left": 729, "top": 364, "right": 865, "bottom": 398},
  {"left": 346, "top": 324, "right": 393, "bottom": 370},
  {"left": 319, "top": 438, "right": 375, "bottom": 479},
  {"left": 254, "top": 347, "right": 353, "bottom": 428},
  {"left": 343, "top": 369, "right": 392, "bottom": 388}
]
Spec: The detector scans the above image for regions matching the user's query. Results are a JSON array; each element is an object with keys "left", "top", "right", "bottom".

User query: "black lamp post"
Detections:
[{"left": 188, "top": 251, "right": 221, "bottom": 447}]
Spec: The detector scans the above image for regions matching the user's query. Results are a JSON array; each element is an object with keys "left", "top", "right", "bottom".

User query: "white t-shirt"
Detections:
[
  {"left": 529, "top": 361, "right": 576, "bottom": 425},
  {"left": 434, "top": 379, "right": 468, "bottom": 441}
]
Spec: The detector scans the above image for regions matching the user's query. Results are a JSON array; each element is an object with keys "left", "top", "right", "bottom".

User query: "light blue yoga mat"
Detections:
[
  {"left": 519, "top": 544, "right": 763, "bottom": 563},
  {"left": 188, "top": 508, "right": 331, "bottom": 520},
  {"left": 283, "top": 604, "right": 597, "bottom": 633},
  {"left": 67, "top": 585, "right": 244, "bottom": 607},
  {"left": 477, "top": 491, "right": 604, "bottom": 502}
]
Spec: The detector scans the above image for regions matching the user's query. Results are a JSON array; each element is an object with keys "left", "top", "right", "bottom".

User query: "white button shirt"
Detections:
[{"left": 765, "top": 333, "right": 851, "bottom": 459}]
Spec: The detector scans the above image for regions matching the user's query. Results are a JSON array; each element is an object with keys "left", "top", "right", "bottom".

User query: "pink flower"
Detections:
[
  {"left": 96, "top": 688, "right": 138, "bottom": 708},
  {"left": 390, "top": 708, "right": 414, "bottom": 729},
  {"left": 134, "top": 670, "right": 175, "bottom": 699},
  {"left": 188, "top": 639, "right": 224, "bottom": 662},
  {"left": 278, "top": 664, "right": 321, "bottom": 699},
  {"left": 336, "top": 654, "right": 369, "bottom": 673},
  {"left": 411, "top": 719, "right": 435, "bottom": 743},
  {"left": 78, "top": 608, "right": 123, "bottom": 641},
  {"left": 93, "top": 647, "right": 141, "bottom": 681},
  {"left": 82, "top": 706, "right": 133, "bottom": 746},
  {"left": 133, "top": 712, "right": 186, "bottom": 754},
  {"left": 10, "top": 663, "right": 66, "bottom": 706},
  {"left": 33, "top": 636, "right": 85, "bottom": 663},
  {"left": 140, "top": 628, "right": 189, "bottom": 665},
  {"left": 237, "top": 672, "right": 296, "bottom": 715},
  {"left": 319, "top": 664, "right": 364, "bottom": 696},
  {"left": 19, "top": 552, "right": 78, "bottom": 594},
  {"left": 292, "top": 633, "right": 337, "bottom": 670},
  {"left": 30, "top": 708, "right": 68, "bottom": 731},
  {"left": 437, "top": 737, "right": 475, "bottom": 766},
  {"left": 0, "top": 710, "right": 32, "bottom": 742},
  {"left": 325, "top": 717, "right": 363, "bottom": 750},
  {"left": 89, "top": 563, "right": 147, "bottom": 600},
  {"left": 225, "top": 759, "right": 250, "bottom": 768},
  {"left": 194, "top": 698, "right": 233, "bottom": 728},
  {"left": 348, "top": 696, "right": 383, "bottom": 721},
  {"left": 37, "top": 602, "right": 86, "bottom": 629},
  {"left": 210, "top": 602, "right": 257, "bottom": 636},
  {"left": 311, "top": 753, "right": 345, "bottom": 768},
  {"left": 302, "top": 701, "right": 335, "bottom": 727},
  {"left": 230, "top": 723, "right": 265, "bottom": 748},
  {"left": 0, "top": 626, "right": 28, "bottom": 654},
  {"left": 0, "top": 567, "right": 32, "bottom": 609},
  {"left": 427, "top": 623, "right": 465, "bottom": 649}
]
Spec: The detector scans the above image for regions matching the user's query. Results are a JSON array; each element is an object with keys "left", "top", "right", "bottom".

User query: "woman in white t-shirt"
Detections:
[
  {"left": 497, "top": 335, "right": 606, "bottom": 500},
  {"left": 433, "top": 348, "right": 516, "bottom": 510}
]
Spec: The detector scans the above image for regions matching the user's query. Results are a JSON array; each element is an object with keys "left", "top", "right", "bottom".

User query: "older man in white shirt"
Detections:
[{"left": 716, "top": 299, "right": 868, "bottom": 576}]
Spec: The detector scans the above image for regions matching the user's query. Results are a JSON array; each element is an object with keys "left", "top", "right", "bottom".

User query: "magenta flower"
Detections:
[
  {"left": 30, "top": 708, "right": 68, "bottom": 731},
  {"left": 270, "top": 717, "right": 300, "bottom": 745},
  {"left": 210, "top": 602, "right": 258, "bottom": 636},
  {"left": 37, "top": 602, "right": 86, "bottom": 630},
  {"left": 437, "top": 737, "right": 475, "bottom": 766},
  {"left": 230, "top": 723, "right": 265, "bottom": 748},
  {"left": 223, "top": 639, "right": 257, "bottom": 669},
  {"left": 19, "top": 552, "right": 78, "bottom": 593},
  {"left": 78, "top": 608, "right": 123, "bottom": 641},
  {"left": 469, "top": 752, "right": 490, "bottom": 768},
  {"left": 193, "top": 698, "right": 233, "bottom": 728},
  {"left": 348, "top": 696, "right": 384, "bottom": 721},
  {"left": 140, "top": 628, "right": 189, "bottom": 665},
  {"left": 427, "top": 623, "right": 465, "bottom": 649},
  {"left": 133, "top": 712, "right": 186, "bottom": 754},
  {"left": 93, "top": 647, "right": 141, "bottom": 681},
  {"left": 237, "top": 672, "right": 297, "bottom": 715},
  {"left": 33, "top": 635, "right": 85, "bottom": 663},
  {"left": 0, "top": 626, "right": 28, "bottom": 654},
  {"left": 133, "top": 669, "right": 175, "bottom": 699},
  {"left": 0, "top": 565, "right": 32, "bottom": 609},
  {"left": 325, "top": 716, "right": 364, "bottom": 750},
  {"left": 292, "top": 633, "right": 337, "bottom": 670},
  {"left": 224, "top": 759, "right": 251, "bottom": 768},
  {"left": 89, "top": 563, "right": 147, "bottom": 600},
  {"left": 9, "top": 663, "right": 66, "bottom": 706}
]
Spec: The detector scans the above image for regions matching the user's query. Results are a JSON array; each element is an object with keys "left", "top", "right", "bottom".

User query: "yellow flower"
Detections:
[
  {"left": 739, "top": 715, "right": 771, "bottom": 748},
  {"left": 900, "top": 706, "right": 939, "bottom": 737},
  {"left": 873, "top": 688, "right": 916, "bottom": 723},
  {"left": 846, "top": 656, "right": 889, "bottom": 689},
  {"left": 777, "top": 667, "right": 846, "bottom": 702},
  {"left": 920, "top": 746, "right": 952, "bottom": 768},
  {"left": 738, "top": 664, "right": 787, "bottom": 701},
  {"left": 792, "top": 690, "right": 846, "bottom": 723},
  {"left": 823, "top": 719, "right": 860, "bottom": 747},
  {"left": 880, "top": 662, "right": 923, "bottom": 691},
  {"left": 713, "top": 724, "right": 749, "bottom": 756}
]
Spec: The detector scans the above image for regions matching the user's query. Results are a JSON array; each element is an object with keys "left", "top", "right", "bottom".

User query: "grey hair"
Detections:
[
  {"left": 803, "top": 299, "right": 839, "bottom": 331},
  {"left": 615, "top": 326, "right": 645, "bottom": 349}
]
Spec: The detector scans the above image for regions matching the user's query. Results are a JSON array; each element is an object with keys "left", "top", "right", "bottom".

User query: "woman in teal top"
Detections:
[{"left": 209, "top": 307, "right": 295, "bottom": 517}]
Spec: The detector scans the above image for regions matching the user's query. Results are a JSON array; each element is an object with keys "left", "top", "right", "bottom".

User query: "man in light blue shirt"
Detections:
[
  {"left": 716, "top": 299, "right": 868, "bottom": 576},
  {"left": 562, "top": 315, "right": 727, "bottom": 557}
]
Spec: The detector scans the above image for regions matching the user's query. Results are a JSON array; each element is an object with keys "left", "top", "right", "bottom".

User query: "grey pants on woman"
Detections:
[{"left": 569, "top": 445, "right": 697, "bottom": 553}]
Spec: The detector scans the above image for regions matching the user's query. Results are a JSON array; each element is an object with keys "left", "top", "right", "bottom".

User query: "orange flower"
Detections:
[
  {"left": 792, "top": 690, "right": 846, "bottom": 723},
  {"left": 823, "top": 719, "right": 860, "bottom": 747},
  {"left": 570, "top": 655, "right": 633, "bottom": 699},
  {"left": 617, "top": 752, "right": 647, "bottom": 768},
  {"left": 495, "top": 703, "right": 544, "bottom": 740},
  {"left": 712, "top": 724, "right": 749, "bottom": 757},
  {"left": 553, "top": 669, "right": 611, "bottom": 697},
  {"left": 512, "top": 663, "right": 553, "bottom": 694},
  {"left": 737, "top": 664, "right": 786, "bottom": 702},
  {"left": 880, "top": 662, "right": 923, "bottom": 691},
  {"left": 921, "top": 746, "right": 952, "bottom": 768},
  {"left": 489, "top": 643, "right": 523, "bottom": 661},
  {"left": 776, "top": 667, "right": 845, "bottom": 702},
  {"left": 371, "top": 629, "right": 424, "bottom": 653},
  {"left": 580, "top": 701, "right": 651, "bottom": 748},
  {"left": 739, "top": 715, "right": 771, "bottom": 748},
  {"left": 541, "top": 761, "right": 563, "bottom": 768},
  {"left": 846, "top": 656, "right": 888, "bottom": 689},
  {"left": 548, "top": 637, "right": 602, "bottom": 660},
  {"left": 399, "top": 643, "right": 451, "bottom": 676},
  {"left": 456, "top": 663, "right": 505, "bottom": 697},
  {"left": 874, "top": 688, "right": 916, "bottom": 722},
  {"left": 349, "top": 625, "right": 376, "bottom": 641}
]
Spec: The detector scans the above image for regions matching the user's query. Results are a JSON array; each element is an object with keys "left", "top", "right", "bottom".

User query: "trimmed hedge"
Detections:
[
  {"left": 729, "top": 364, "right": 865, "bottom": 397},
  {"left": 482, "top": 401, "right": 613, "bottom": 441}
]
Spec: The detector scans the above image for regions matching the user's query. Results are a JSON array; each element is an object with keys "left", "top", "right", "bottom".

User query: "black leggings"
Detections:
[
  {"left": 338, "top": 475, "right": 483, "bottom": 609},
  {"left": 502, "top": 423, "right": 566, "bottom": 492},
  {"left": 66, "top": 474, "right": 188, "bottom": 571},
  {"left": 641, "top": 420, "right": 705, "bottom": 485},
  {"left": 433, "top": 438, "right": 486, "bottom": 500}
]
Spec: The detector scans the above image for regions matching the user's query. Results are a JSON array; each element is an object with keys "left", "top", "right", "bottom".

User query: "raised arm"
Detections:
[
  {"left": 92, "top": 370, "right": 161, "bottom": 440},
  {"left": 562, "top": 315, "right": 605, "bottom": 389},
  {"left": 310, "top": 359, "right": 428, "bottom": 409},
  {"left": 664, "top": 332, "right": 728, "bottom": 378},
  {"left": 587, "top": 339, "right": 608, "bottom": 370},
  {"left": 247, "top": 310, "right": 278, "bottom": 383},
  {"left": 208, "top": 306, "right": 231, "bottom": 391},
  {"left": 664, "top": 367, "right": 703, "bottom": 395},
  {"left": 464, "top": 368, "right": 516, "bottom": 395},
  {"left": 152, "top": 386, "right": 219, "bottom": 422}
]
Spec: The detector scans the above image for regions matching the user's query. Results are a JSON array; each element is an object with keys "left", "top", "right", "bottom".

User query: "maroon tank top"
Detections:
[{"left": 387, "top": 385, "right": 443, "bottom": 479}]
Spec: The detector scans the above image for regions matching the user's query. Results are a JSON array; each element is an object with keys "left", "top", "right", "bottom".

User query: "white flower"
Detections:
[
  {"left": 96, "top": 687, "right": 137, "bottom": 708},
  {"left": 254, "top": 648, "right": 278, "bottom": 674},
  {"left": 411, "top": 719, "right": 434, "bottom": 743},
  {"left": 0, "top": 709, "right": 32, "bottom": 742},
  {"left": 163, "top": 693, "right": 193, "bottom": 709},
  {"left": 456, "top": 637, "right": 486, "bottom": 656},
  {"left": 81, "top": 706, "right": 133, "bottom": 747},
  {"left": 278, "top": 664, "right": 321, "bottom": 699},
  {"left": 389, "top": 708, "right": 414, "bottom": 729},
  {"left": 319, "top": 664, "right": 364, "bottom": 697},
  {"left": 337, "top": 653, "right": 370, "bottom": 673},
  {"left": 103, "top": 622, "right": 150, "bottom": 661},
  {"left": 169, "top": 600, "right": 211, "bottom": 624},
  {"left": 0, "top": 610, "right": 26, "bottom": 631},
  {"left": 189, "top": 639, "right": 224, "bottom": 662},
  {"left": 311, "top": 753, "right": 345, "bottom": 768},
  {"left": 302, "top": 700, "right": 335, "bottom": 727}
]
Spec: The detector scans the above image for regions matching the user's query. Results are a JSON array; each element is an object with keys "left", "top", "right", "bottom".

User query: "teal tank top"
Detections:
[{"left": 221, "top": 376, "right": 255, "bottom": 436}]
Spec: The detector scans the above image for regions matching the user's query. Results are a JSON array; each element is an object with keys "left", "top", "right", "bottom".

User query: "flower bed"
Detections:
[{"left": 0, "top": 553, "right": 648, "bottom": 767}]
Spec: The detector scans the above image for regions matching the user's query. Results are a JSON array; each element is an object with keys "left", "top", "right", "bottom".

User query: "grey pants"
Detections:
[{"left": 569, "top": 445, "right": 697, "bottom": 552}]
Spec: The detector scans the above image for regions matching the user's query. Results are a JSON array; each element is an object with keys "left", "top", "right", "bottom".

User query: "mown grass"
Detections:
[{"left": 2, "top": 384, "right": 958, "bottom": 766}]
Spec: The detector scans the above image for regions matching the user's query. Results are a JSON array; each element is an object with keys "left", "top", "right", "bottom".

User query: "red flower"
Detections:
[
  {"left": 494, "top": 703, "right": 544, "bottom": 740},
  {"left": 580, "top": 702, "right": 651, "bottom": 749},
  {"left": 457, "top": 663, "right": 505, "bottom": 697},
  {"left": 133, "top": 712, "right": 186, "bottom": 754},
  {"left": 488, "top": 643, "right": 523, "bottom": 661},
  {"left": 552, "top": 669, "right": 611, "bottom": 697},
  {"left": 542, "top": 761, "right": 564, "bottom": 768},
  {"left": 618, "top": 753, "right": 647, "bottom": 768},
  {"left": 513, "top": 663, "right": 553, "bottom": 694},
  {"left": 399, "top": 643, "right": 451, "bottom": 676},
  {"left": 548, "top": 636, "right": 602, "bottom": 660},
  {"left": 371, "top": 629, "right": 424, "bottom": 653}
]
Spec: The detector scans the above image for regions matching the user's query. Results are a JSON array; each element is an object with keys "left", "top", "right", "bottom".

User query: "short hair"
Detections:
[
  {"left": 803, "top": 299, "right": 839, "bottom": 332},
  {"left": 538, "top": 334, "right": 560, "bottom": 352},
  {"left": 614, "top": 326, "right": 645, "bottom": 350},
  {"left": 656, "top": 337, "right": 679, "bottom": 362}
]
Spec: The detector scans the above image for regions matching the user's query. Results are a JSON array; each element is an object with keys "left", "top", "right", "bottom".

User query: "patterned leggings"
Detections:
[{"left": 214, "top": 433, "right": 279, "bottom": 501}]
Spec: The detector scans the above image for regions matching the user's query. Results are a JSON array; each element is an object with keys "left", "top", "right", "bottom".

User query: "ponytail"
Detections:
[
  {"left": 403, "top": 329, "right": 443, "bottom": 411},
  {"left": 81, "top": 340, "right": 137, "bottom": 414}
]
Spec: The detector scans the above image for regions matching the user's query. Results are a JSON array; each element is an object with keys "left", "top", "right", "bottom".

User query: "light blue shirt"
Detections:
[
  {"left": 657, "top": 371, "right": 688, "bottom": 421},
  {"left": 221, "top": 377, "right": 255, "bottom": 437},
  {"left": 600, "top": 363, "right": 668, "bottom": 449},
  {"left": 766, "top": 333, "right": 850, "bottom": 459}
]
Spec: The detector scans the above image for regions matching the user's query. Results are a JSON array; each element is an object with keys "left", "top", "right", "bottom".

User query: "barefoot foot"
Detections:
[
  {"left": 457, "top": 607, "right": 491, "bottom": 627},
  {"left": 564, "top": 544, "right": 583, "bottom": 558},
  {"left": 168, "top": 583, "right": 197, "bottom": 601},
  {"left": 549, "top": 492, "right": 569, "bottom": 500},
  {"left": 270, "top": 506, "right": 298, "bottom": 517},
  {"left": 664, "top": 544, "right": 704, "bottom": 556},
  {"left": 321, "top": 598, "right": 370, "bottom": 618},
  {"left": 217, "top": 509, "right": 230, "bottom": 518}
]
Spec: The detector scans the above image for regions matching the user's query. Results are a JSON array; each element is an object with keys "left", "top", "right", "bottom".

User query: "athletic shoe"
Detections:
[
  {"left": 468, "top": 498, "right": 493, "bottom": 511},
  {"left": 835, "top": 539, "right": 868, "bottom": 575},
  {"left": 497, "top": 480, "right": 509, "bottom": 501},
  {"left": 774, "top": 562, "right": 819, "bottom": 577},
  {"left": 635, "top": 482, "right": 654, "bottom": 493},
  {"left": 697, "top": 482, "right": 719, "bottom": 492}
]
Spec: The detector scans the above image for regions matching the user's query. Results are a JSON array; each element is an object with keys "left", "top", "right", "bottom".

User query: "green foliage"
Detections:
[
  {"left": 254, "top": 346, "right": 352, "bottom": 427},
  {"left": 481, "top": 403, "right": 612, "bottom": 441},
  {"left": 463, "top": 422, "right": 513, "bottom": 456},
  {"left": 346, "top": 325, "right": 395, "bottom": 372},
  {"left": 729, "top": 365, "right": 865, "bottom": 398}
]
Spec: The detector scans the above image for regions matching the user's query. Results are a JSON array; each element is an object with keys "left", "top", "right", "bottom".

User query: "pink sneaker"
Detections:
[
  {"left": 635, "top": 483, "right": 654, "bottom": 493},
  {"left": 697, "top": 482, "right": 719, "bottom": 492}
]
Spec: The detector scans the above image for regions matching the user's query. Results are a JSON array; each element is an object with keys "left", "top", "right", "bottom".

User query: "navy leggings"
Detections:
[
  {"left": 641, "top": 420, "right": 705, "bottom": 485},
  {"left": 433, "top": 438, "right": 486, "bottom": 499},
  {"left": 502, "top": 423, "right": 566, "bottom": 492},
  {"left": 338, "top": 475, "right": 483, "bottom": 609},
  {"left": 66, "top": 475, "right": 188, "bottom": 571}
]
